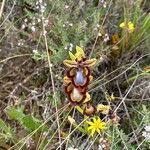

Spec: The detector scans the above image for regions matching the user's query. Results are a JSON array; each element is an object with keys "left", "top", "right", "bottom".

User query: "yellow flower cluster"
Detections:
[
  {"left": 119, "top": 21, "right": 135, "bottom": 33},
  {"left": 87, "top": 117, "right": 107, "bottom": 137}
]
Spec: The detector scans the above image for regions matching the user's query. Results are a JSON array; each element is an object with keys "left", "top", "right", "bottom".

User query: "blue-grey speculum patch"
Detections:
[{"left": 75, "top": 69, "right": 85, "bottom": 85}]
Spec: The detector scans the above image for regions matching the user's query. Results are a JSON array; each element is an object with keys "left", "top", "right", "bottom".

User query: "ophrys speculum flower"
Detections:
[{"left": 63, "top": 46, "right": 96, "bottom": 107}]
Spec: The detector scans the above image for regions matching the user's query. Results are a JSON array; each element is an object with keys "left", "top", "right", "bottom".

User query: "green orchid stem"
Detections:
[
  {"left": 74, "top": 107, "right": 90, "bottom": 134},
  {"left": 83, "top": 115, "right": 89, "bottom": 132},
  {"left": 72, "top": 122, "right": 86, "bottom": 134},
  {"left": 75, "top": 106, "right": 83, "bottom": 114}
]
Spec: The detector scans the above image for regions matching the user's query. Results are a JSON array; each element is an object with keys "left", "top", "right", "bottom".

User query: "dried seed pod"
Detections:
[{"left": 84, "top": 103, "right": 96, "bottom": 116}]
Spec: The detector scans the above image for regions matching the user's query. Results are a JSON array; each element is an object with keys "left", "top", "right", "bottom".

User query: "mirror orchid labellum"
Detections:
[{"left": 75, "top": 69, "right": 85, "bottom": 85}]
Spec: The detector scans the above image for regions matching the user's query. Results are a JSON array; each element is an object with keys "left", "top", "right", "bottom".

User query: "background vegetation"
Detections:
[{"left": 0, "top": 0, "right": 150, "bottom": 149}]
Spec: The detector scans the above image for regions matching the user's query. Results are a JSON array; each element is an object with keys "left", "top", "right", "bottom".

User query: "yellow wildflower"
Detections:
[
  {"left": 119, "top": 22, "right": 126, "bottom": 28},
  {"left": 97, "top": 104, "right": 110, "bottom": 114},
  {"left": 107, "top": 93, "right": 115, "bottom": 101},
  {"left": 128, "top": 21, "right": 135, "bottom": 33},
  {"left": 119, "top": 21, "right": 135, "bottom": 33},
  {"left": 86, "top": 117, "right": 107, "bottom": 137}
]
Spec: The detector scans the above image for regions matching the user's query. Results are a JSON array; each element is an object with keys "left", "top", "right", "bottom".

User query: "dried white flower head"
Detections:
[
  {"left": 98, "top": 144, "right": 103, "bottom": 150},
  {"left": 39, "top": 0, "right": 43, "bottom": 3},
  {"left": 24, "top": 18, "right": 28, "bottom": 23},
  {"left": 36, "top": 5, "right": 40, "bottom": 9},
  {"left": 64, "top": 46, "right": 68, "bottom": 50},
  {"left": 69, "top": 43, "right": 73, "bottom": 51},
  {"left": 103, "top": 33, "right": 109, "bottom": 42},
  {"left": 36, "top": 0, "right": 47, "bottom": 13},
  {"left": 69, "top": 23, "right": 73, "bottom": 27},
  {"left": 98, "top": 32, "right": 102, "bottom": 37},
  {"left": 17, "top": 39, "right": 24, "bottom": 46},
  {"left": 96, "top": 24, "right": 100, "bottom": 28},
  {"left": 45, "top": 19, "right": 49, "bottom": 24},
  {"left": 31, "top": 26, "right": 36, "bottom": 32},
  {"left": 37, "top": 18, "right": 41, "bottom": 23},
  {"left": 103, "top": 2, "right": 107, "bottom": 8},
  {"left": 70, "top": 43, "right": 73, "bottom": 47},
  {"left": 145, "top": 125, "right": 150, "bottom": 132},
  {"left": 43, "top": 30, "right": 47, "bottom": 36},
  {"left": 43, "top": 19, "right": 49, "bottom": 26},
  {"left": 65, "top": 5, "right": 69, "bottom": 9},
  {"left": 41, "top": 5, "right": 46, "bottom": 13},
  {"left": 21, "top": 24, "right": 26, "bottom": 29},
  {"left": 142, "top": 125, "right": 150, "bottom": 141},
  {"left": 69, "top": 47, "right": 73, "bottom": 51},
  {"left": 32, "top": 22, "right": 35, "bottom": 25},
  {"left": 44, "top": 3, "right": 47, "bottom": 7},
  {"left": 32, "top": 49, "right": 38, "bottom": 53},
  {"left": 100, "top": 0, "right": 107, "bottom": 8}
]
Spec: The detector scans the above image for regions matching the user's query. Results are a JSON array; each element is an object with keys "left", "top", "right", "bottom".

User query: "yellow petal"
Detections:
[
  {"left": 68, "top": 68, "right": 76, "bottom": 76},
  {"left": 128, "top": 21, "right": 133, "bottom": 26},
  {"left": 83, "top": 93, "right": 91, "bottom": 103},
  {"left": 83, "top": 58, "right": 97, "bottom": 67},
  {"left": 129, "top": 24, "right": 134, "bottom": 28},
  {"left": 63, "top": 60, "right": 78, "bottom": 68},
  {"left": 119, "top": 22, "right": 125, "bottom": 28},
  {"left": 75, "top": 46, "right": 85, "bottom": 57},
  {"left": 93, "top": 117, "right": 97, "bottom": 123},
  {"left": 97, "top": 117, "right": 101, "bottom": 122},
  {"left": 88, "top": 126, "right": 94, "bottom": 131},
  {"left": 63, "top": 76, "right": 71, "bottom": 84},
  {"left": 128, "top": 26, "right": 135, "bottom": 33},
  {"left": 91, "top": 129, "right": 95, "bottom": 137},
  {"left": 69, "top": 51, "right": 76, "bottom": 60},
  {"left": 74, "top": 46, "right": 85, "bottom": 61},
  {"left": 86, "top": 121, "right": 94, "bottom": 126},
  {"left": 100, "top": 122, "right": 107, "bottom": 129},
  {"left": 96, "top": 128, "right": 100, "bottom": 134},
  {"left": 89, "top": 75, "right": 93, "bottom": 83},
  {"left": 66, "top": 84, "right": 73, "bottom": 92},
  {"left": 128, "top": 22, "right": 134, "bottom": 28},
  {"left": 83, "top": 67, "right": 89, "bottom": 76}
]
